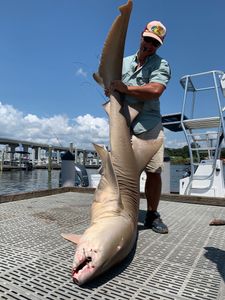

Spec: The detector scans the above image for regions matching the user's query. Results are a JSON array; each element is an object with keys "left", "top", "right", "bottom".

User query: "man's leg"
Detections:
[
  {"left": 133, "top": 122, "right": 168, "bottom": 233},
  {"left": 145, "top": 172, "right": 161, "bottom": 211},
  {"left": 144, "top": 171, "right": 168, "bottom": 234}
]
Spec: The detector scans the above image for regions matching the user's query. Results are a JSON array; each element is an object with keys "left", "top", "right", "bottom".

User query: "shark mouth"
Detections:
[{"left": 72, "top": 256, "right": 95, "bottom": 284}]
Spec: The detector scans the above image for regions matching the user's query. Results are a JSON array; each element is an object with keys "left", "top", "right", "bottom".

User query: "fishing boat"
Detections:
[{"left": 162, "top": 70, "right": 225, "bottom": 197}]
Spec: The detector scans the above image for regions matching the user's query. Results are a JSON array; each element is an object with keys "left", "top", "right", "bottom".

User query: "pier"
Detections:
[
  {"left": 0, "top": 137, "right": 101, "bottom": 170},
  {"left": 0, "top": 189, "right": 225, "bottom": 299}
]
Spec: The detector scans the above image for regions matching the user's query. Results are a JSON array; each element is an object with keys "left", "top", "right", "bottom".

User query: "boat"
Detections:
[
  {"left": 59, "top": 163, "right": 89, "bottom": 187},
  {"left": 162, "top": 70, "right": 225, "bottom": 197}
]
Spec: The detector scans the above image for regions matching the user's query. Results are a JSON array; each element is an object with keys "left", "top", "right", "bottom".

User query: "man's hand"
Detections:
[
  {"left": 104, "top": 80, "right": 128, "bottom": 97},
  {"left": 111, "top": 80, "right": 128, "bottom": 93},
  {"left": 105, "top": 80, "right": 165, "bottom": 100},
  {"left": 104, "top": 88, "right": 110, "bottom": 97}
]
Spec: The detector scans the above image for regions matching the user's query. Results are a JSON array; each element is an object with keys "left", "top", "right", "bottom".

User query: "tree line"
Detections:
[{"left": 165, "top": 145, "right": 225, "bottom": 164}]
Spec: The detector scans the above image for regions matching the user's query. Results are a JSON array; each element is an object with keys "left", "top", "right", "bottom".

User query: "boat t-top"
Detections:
[{"left": 163, "top": 70, "right": 225, "bottom": 197}]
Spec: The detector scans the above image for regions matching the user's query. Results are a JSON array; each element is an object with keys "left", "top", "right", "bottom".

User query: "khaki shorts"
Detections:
[{"left": 132, "top": 122, "right": 164, "bottom": 173}]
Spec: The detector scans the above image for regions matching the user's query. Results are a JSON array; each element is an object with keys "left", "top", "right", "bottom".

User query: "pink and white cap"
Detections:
[{"left": 142, "top": 20, "right": 167, "bottom": 45}]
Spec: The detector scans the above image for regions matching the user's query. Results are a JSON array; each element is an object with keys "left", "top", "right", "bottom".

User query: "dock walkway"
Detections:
[{"left": 1, "top": 191, "right": 225, "bottom": 300}]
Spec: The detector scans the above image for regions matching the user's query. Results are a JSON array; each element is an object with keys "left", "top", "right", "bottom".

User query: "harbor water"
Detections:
[{"left": 0, "top": 165, "right": 194, "bottom": 196}]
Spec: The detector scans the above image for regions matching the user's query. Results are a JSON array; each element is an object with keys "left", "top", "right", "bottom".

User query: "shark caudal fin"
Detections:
[
  {"left": 93, "top": 72, "right": 104, "bottom": 88},
  {"left": 93, "top": 144, "right": 122, "bottom": 209},
  {"left": 93, "top": 0, "right": 133, "bottom": 89},
  {"left": 132, "top": 137, "right": 163, "bottom": 174}
]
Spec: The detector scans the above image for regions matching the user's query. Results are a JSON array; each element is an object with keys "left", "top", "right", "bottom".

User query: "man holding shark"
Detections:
[
  {"left": 62, "top": 1, "right": 170, "bottom": 285},
  {"left": 109, "top": 20, "right": 171, "bottom": 234}
]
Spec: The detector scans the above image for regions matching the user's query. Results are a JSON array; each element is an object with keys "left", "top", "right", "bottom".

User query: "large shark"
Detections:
[{"left": 62, "top": 0, "right": 162, "bottom": 285}]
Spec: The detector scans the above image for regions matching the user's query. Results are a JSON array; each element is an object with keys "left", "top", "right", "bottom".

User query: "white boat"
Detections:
[
  {"left": 163, "top": 70, "right": 225, "bottom": 197},
  {"left": 89, "top": 159, "right": 171, "bottom": 194}
]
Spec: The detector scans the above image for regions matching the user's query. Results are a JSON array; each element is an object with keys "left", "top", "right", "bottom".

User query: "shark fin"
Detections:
[
  {"left": 93, "top": 72, "right": 104, "bottom": 88},
  {"left": 102, "top": 100, "right": 110, "bottom": 115},
  {"left": 61, "top": 233, "right": 82, "bottom": 244},
  {"left": 132, "top": 137, "right": 163, "bottom": 173},
  {"left": 95, "top": 0, "right": 133, "bottom": 88},
  {"left": 93, "top": 143, "right": 122, "bottom": 208}
]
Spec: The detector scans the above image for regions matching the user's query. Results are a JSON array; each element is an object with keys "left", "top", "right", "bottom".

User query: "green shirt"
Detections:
[{"left": 122, "top": 52, "right": 171, "bottom": 134}]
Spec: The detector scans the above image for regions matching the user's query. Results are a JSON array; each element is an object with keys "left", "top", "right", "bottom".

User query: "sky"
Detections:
[{"left": 0, "top": 0, "right": 225, "bottom": 150}]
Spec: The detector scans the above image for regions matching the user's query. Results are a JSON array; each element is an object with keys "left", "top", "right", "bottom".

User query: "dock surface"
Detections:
[{"left": 1, "top": 191, "right": 225, "bottom": 300}]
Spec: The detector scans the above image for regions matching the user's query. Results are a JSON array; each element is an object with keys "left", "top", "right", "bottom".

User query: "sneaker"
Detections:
[{"left": 144, "top": 211, "right": 168, "bottom": 234}]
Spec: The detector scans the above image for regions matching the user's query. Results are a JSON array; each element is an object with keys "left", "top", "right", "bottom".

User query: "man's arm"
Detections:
[{"left": 110, "top": 80, "right": 165, "bottom": 100}]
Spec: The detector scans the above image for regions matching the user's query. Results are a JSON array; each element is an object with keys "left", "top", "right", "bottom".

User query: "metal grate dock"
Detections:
[{"left": 1, "top": 192, "right": 225, "bottom": 300}]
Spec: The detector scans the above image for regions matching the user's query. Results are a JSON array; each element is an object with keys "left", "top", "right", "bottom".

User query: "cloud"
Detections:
[
  {"left": 0, "top": 102, "right": 187, "bottom": 151},
  {"left": 0, "top": 102, "right": 109, "bottom": 150},
  {"left": 75, "top": 67, "right": 87, "bottom": 77},
  {"left": 164, "top": 128, "right": 186, "bottom": 148}
]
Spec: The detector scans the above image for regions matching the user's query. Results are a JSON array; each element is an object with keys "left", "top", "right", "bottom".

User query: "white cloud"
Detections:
[
  {"left": 0, "top": 101, "right": 187, "bottom": 151},
  {"left": 0, "top": 102, "right": 109, "bottom": 150},
  {"left": 75, "top": 67, "right": 87, "bottom": 77},
  {"left": 164, "top": 128, "right": 186, "bottom": 148}
]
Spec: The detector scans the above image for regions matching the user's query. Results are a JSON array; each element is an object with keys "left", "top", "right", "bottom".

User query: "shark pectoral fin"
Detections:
[
  {"left": 122, "top": 103, "right": 140, "bottom": 125},
  {"left": 93, "top": 143, "right": 121, "bottom": 206},
  {"left": 132, "top": 137, "right": 163, "bottom": 173},
  {"left": 93, "top": 72, "right": 104, "bottom": 88},
  {"left": 61, "top": 233, "right": 82, "bottom": 244},
  {"left": 102, "top": 100, "right": 110, "bottom": 116}
]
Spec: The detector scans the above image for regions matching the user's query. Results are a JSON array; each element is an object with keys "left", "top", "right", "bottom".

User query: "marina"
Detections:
[
  {"left": 0, "top": 137, "right": 102, "bottom": 173},
  {"left": 1, "top": 70, "right": 225, "bottom": 198},
  {"left": 0, "top": 165, "right": 196, "bottom": 196}
]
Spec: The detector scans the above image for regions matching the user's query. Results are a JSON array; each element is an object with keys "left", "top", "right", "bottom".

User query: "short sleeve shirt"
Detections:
[{"left": 122, "top": 52, "right": 171, "bottom": 134}]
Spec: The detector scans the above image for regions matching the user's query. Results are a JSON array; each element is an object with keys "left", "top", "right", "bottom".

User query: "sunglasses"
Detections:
[{"left": 143, "top": 36, "right": 160, "bottom": 48}]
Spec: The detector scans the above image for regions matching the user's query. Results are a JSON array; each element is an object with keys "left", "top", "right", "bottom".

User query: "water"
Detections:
[
  {"left": 170, "top": 164, "right": 189, "bottom": 193},
  {"left": 0, "top": 169, "right": 61, "bottom": 195},
  {"left": 0, "top": 166, "right": 187, "bottom": 196}
]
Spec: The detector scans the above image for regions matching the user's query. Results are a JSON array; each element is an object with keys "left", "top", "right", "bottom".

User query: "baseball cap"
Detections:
[{"left": 142, "top": 21, "right": 166, "bottom": 45}]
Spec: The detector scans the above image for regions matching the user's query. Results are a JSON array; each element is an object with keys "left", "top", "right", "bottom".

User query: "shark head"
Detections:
[{"left": 62, "top": 218, "right": 135, "bottom": 285}]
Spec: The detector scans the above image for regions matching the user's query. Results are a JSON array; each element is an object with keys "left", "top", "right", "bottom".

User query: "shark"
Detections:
[{"left": 62, "top": 0, "right": 162, "bottom": 285}]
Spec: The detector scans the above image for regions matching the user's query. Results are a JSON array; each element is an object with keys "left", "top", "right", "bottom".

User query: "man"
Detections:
[{"left": 110, "top": 20, "right": 171, "bottom": 234}]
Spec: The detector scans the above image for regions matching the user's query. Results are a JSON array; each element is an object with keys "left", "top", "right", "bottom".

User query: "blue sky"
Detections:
[{"left": 0, "top": 0, "right": 225, "bottom": 149}]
